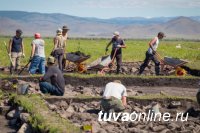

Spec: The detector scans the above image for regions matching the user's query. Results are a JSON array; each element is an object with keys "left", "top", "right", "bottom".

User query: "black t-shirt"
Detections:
[
  {"left": 111, "top": 37, "right": 125, "bottom": 54},
  {"left": 43, "top": 65, "right": 65, "bottom": 94}
]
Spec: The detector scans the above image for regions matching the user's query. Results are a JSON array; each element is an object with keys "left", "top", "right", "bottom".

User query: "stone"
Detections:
[
  {"left": 0, "top": 105, "right": 10, "bottom": 115},
  {"left": 17, "top": 123, "right": 32, "bottom": 133},
  {"left": 66, "top": 106, "right": 75, "bottom": 113},
  {"left": 92, "top": 121, "right": 102, "bottom": 133},
  {"left": 7, "top": 109, "right": 20, "bottom": 119},
  {"left": 133, "top": 106, "right": 143, "bottom": 113},
  {"left": 104, "top": 125, "right": 115, "bottom": 133},
  {"left": 193, "top": 125, "right": 200, "bottom": 133},
  {"left": 167, "top": 122, "right": 179, "bottom": 130},
  {"left": 47, "top": 104, "right": 57, "bottom": 111},
  {"left": 151, "top": 125, "right": 166, "bottom": 132},
  {"left": 59, "top": 100, "right": 68, "bottom": 110},
  {"left": 160, "top": 129, "right": 171, "bottom": 133},
  {"left": 128, "top": 127, "right": 147, "bottom": 133},
  {"left": 20, "top": 113, "right": 30, "bottom": 123},
  {"left": 97, "top": 129, "right": 107, "bottom": 133},
  {"left": 131, "top": 67, "right": 138, "bottom": 73},
  {"left": 78, "top": 107, "right": 85, "bottom": 113},
  {"left": 128, "top": 121, "right": 139, "bottom": 128}
]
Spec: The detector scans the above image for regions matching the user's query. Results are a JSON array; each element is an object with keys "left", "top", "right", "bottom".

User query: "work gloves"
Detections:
[
  {"left": 29, "top": 57, "right": 33, "bottom": 62},
  {"left": 117, "top": 45, "right": 121, "bottom": 48},
  {"left": 22, "top": 53, "right": 25, "bottom": 58}
]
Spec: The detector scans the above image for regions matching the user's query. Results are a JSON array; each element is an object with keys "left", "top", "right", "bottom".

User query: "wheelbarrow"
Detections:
[
  {"left": 65, "top": 52, "right": 90, "bottom": 73},
  {"left": 88, "top": 49, "right": 118, "bottom": 75},
  {"left": 155, "top": 52, "right": 188, "bottom": 76}
]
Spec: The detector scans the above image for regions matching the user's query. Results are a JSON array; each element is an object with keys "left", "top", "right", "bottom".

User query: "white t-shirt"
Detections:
[
  {"left": 147, "top": 37, "right": 159, "bottom": 54},
  {"left": 103, "top": 82, "right": 127, "bottom": 100},
  {"left": 32, "top": 39, "right": 45, "bottom": 57}
]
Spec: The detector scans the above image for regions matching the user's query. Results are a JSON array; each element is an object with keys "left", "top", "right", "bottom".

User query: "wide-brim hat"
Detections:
[{"left": 62, "top": 26, "right": 70, "bottom": 30}]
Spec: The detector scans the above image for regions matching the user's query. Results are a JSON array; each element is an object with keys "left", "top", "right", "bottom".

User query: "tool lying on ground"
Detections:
[
  {"left": 88, "top": 48, "right": 118, "bottom": 75},
  {"left": 154, "top": 52, "right": 188, "bottom": 76},
  {"left": 65, "top": 51, "right": 90, "bottom": 73}
]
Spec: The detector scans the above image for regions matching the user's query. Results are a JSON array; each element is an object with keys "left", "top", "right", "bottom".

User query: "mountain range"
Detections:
[{"left": 0, "top": 11, "right": 200, "bottom": 39}]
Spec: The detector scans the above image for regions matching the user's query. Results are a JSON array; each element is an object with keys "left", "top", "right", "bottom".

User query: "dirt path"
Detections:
[
  {"left": 0, "top": 115, "right": 17, "bottom": 133},
  {"left": 128, "top": 86, "right": 198, "bottom": 97}
]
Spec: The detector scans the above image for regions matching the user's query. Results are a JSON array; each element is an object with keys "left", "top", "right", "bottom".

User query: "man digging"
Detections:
[
  {"left": 8, "top": 29, "right": 25, "bottom": 74},
  {"left": 39, "top": 56, "right": 65, "bottom": 96},
  {"left": 105, "top": 31, "right": 126, "bottom": 74},
  {"left": 138, "top": 32, "right": 166, "bottom": 75},
  {"left": 101, "top": 80, "right": 127, "bottom": 112}
]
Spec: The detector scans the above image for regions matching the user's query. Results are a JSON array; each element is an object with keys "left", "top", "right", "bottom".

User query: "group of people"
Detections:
[
  {"left": 7, "top": 27, "right": 165, "bottom": 99},
  {"left": 8, "top": 26, "right": 69, "bottom": 75},
  {"left": 8, "top": 26, "right": 69, "bottom": 96},
  {"left": 106, "top": 31, "right": 165, "bottom": 75}
]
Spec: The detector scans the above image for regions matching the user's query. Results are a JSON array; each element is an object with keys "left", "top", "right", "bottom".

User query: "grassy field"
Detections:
[{"left": 0, "top": 36, "right": 200, "bottom": 69}]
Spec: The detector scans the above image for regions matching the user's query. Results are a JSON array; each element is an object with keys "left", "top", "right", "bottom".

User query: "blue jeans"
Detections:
[
  {"left": 29, "top": 56, "right": 45, "bottom": 74},
  {"left": 39, "top": 82, "right": 63, "bottom": 96}
]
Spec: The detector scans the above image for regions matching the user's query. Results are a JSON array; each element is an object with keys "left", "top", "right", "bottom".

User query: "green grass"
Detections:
[
  {"left": 13, "top": 94, "right": 81, "bottom": 133},
  {"left": 0, "top": 37, "right": 200, "bottom": 69}
]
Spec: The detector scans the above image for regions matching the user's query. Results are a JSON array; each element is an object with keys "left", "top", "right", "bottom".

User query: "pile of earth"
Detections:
[
  {"left": 0, "top": 61, "right": 175, "bottom": 76},
  {"left": 46, "top": 99, "right": 200, "bottom": 133}
]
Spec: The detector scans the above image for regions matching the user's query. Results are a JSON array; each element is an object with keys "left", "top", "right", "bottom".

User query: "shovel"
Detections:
[
  {"left": 4, "top": 41, "right": 14, "bottom": 67},
  {"left": 18, "top": 60, "right": 31, "bottom": 75}
]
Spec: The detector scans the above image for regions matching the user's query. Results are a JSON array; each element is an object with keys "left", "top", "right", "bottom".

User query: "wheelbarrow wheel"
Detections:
[{"left": 175, "top": 67, "right": 187, "bottom": 76}]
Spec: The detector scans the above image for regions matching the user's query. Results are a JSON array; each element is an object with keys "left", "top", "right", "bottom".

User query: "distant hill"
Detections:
[{"left": 0, "top": 11, "right": 200, "bottom": 39}]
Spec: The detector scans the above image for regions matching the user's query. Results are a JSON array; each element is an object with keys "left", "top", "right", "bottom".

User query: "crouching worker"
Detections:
[
  {"left": 29, "top": 33, "right": 45, "bottom": 74},
  {"left": 101, "top": 80, "right": 127, "bottom": 112},
  {"left": 39, "top": 56, "right": 65, "bottom": 96}
]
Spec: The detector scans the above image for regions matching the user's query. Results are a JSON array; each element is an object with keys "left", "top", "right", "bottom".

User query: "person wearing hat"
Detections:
[
  {"left": 62, "top": 25, "right": 69, "bottom": 69},
  {"left": 101, "top": 80, "right": 127, "bottom": 112},
  {"left": 39, "top": 56, "right": 65, "bottom": 96},
  {"left": 62, "top": 25, "right": 69, "bottom": 40},
  {"left": 29, "top": 33, "right": 46, "bottom": 74},
  {"left": 8, "top": 29, "right": 25, "bottom": 74},
  {"left": 51, "top": 28, "right": 66, "bottom": 71},
  {"left": 138, "top": 32, "right": 166, "bottom": 75},
  {"left": 105, "top": 31, "right": 126, "bottom": 74}
]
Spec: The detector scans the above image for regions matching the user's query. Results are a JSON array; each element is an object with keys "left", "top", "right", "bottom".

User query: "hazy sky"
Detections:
[{"left": 0, "top": 0, "right": 200, "bottom": 18}]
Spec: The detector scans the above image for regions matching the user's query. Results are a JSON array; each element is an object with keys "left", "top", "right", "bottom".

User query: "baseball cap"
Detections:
[
  {"left": 113, "top": 31, "right": 120, "bottom": 36},
  {"left": 56, "top": 28, "right": 62, "bottom": 35},
  {"left": 16, "top": 29, "right": 23, "bottom": 34}
]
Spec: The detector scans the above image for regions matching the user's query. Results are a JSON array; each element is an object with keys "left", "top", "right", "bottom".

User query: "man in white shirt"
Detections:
[
  {"left": 138, "top": 32, "right": 165, "bottom": 75},
  {"left": 101, "top": 80, "right": 127, "bottom": 112}
]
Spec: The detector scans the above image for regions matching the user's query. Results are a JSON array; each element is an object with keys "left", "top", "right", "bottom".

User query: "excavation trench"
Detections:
[
  {"left": 45, "top": 97, "right": 200, "bottom": 133},
  {"left": 1, "top": 76, "right": 200, "bottom": 132}
]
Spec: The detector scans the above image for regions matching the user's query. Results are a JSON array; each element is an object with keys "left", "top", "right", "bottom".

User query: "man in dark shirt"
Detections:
[
  {"left": 39, "top": 56, "right": 65, "bottom": 96},
  {"left": 105, "top": 31, "right": 126, "bottom": 74},
  {"left": 9, "top": 29, "right": 25, "bottom": 74}
]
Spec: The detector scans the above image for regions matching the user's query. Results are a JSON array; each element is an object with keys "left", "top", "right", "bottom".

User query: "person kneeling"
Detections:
[
  {"left": 39, "top": 56, "right": 65, "bottom": 96},
  {"left": 101, "top": 80, "right": 127, "bottom": 112}
]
